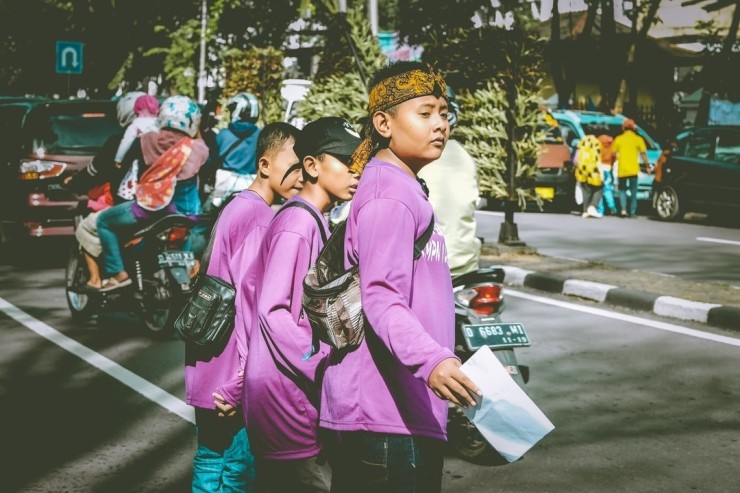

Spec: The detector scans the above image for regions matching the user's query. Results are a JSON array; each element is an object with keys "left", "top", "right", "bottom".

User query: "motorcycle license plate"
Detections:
[
  {"left": 461, "top": 322, "right": 530, "bottom": 351},
  {"left": 158, "top": 250, "right": 194, "bottom": 267}
]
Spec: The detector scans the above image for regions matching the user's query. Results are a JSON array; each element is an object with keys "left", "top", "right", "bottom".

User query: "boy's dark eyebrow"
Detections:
[{"left": 280, "top": 161, "right": 303, "bottom": 184}]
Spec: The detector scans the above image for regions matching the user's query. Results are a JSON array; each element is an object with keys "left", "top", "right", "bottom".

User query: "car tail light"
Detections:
[
  {"left": 455, "top": 285, "right": 503, "bottom": 315},
  {"left": 19, "top": 160, "right": 67, "bottom": 181}
]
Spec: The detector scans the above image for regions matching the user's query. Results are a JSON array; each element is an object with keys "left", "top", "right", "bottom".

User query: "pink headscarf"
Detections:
[{"left": 134, "top": 95, "right": 160, "bottom": 117}]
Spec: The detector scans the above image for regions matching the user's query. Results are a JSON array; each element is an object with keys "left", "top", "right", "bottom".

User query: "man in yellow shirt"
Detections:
[{"left": 612, "top": 118, "right": 649, "bottom": 218}]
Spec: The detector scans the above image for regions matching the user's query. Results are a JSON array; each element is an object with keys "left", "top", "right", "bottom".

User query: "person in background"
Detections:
[
  {"left": 186, "top": 122, "right": 304, "bottom": 493},
  {"left": 596, "top": 133, "right": 618, "bottom": 216},
  {"left": 574, "top": 134, "right": 604, "bottom": 218},
  {"left": 204, "top": 92, "right": 262, "bottom": 211},
  {"left": 96, "top": 95, "right": 209, "bottom": 291},
  {"left": 64, "top": 91, "right": 144, "bottom": 290},
  {"left": 113, "top": 94, "right": 159, "bottom": 167},
  {"left": 319, "top": 61, "right": 480, "bottom": 493},
  {"left": 418, "top": 85, "right": 480, "bottom": 275},
  {"left": 244, "top": 117, "right": 361, "bottom": 493},
  {"left": 612, "top": 118, "right": 649, "bottom": 218}
]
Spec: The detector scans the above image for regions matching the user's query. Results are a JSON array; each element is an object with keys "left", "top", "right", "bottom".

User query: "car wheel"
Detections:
[{"left": 653, "top": 186, "right": 683, "bottom": 221}]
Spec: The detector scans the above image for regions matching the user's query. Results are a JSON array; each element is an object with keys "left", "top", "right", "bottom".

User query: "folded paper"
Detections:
[{"left": 460, "top": 346, "right": 555, "bottom": 462}]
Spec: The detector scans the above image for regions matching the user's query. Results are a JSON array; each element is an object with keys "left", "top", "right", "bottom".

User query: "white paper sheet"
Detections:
[{"left": 459, "top": 346, "right": 555, "bottom": 462}]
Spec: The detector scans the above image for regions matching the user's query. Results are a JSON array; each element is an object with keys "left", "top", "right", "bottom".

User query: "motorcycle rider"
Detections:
[
  {"left": 64, "top": 91, "right": 146, "bottom": 290},
  {"left": 203, "top": 92, "right": 262, "bottom": 212},
  {"left": 418, "top": 85, "right": 481, "bottom": 275},
  {"left": 96, "top": 95, "right": 209, "bottom": 291}
]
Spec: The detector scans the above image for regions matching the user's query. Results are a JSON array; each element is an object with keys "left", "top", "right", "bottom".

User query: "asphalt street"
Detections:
[
  {"left": 475, "top": 210, "right": 740, "bottom": 287},
  {"left": 1, "top": 256, "right": 738, "bottom": 492}
]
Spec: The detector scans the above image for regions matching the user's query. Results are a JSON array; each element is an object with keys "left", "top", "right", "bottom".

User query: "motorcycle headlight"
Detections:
[{"left": 19, "top": 160, "right": 67, "bottom": 181}]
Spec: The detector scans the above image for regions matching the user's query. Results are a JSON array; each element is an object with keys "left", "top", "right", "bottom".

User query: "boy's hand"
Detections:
[
  {"left": 428, "top": 358, "right": 481, "bottom": 408},
  {"left": 213, "top": 392, "right": 237, "bottom": 418}
]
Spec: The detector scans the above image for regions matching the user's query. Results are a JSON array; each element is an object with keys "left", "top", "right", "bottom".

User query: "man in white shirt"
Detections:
[{"left": 418, "top": 86, "right": 481, "bottom": 275}]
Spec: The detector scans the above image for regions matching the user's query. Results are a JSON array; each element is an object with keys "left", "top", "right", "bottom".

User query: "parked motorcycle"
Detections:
[
  {"left": 64, "top": 210, "right": 198, "bottom": 339},
  {"left": 447, "top": 266, "right": 531, "bottom": 465}
]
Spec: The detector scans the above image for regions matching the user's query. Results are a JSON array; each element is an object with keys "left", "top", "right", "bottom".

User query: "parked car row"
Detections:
[{"left": 0, "top": 98, "right": 120, "bottom": 242}]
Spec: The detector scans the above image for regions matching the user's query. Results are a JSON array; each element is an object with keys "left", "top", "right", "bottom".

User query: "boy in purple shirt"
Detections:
[
  {"left": 319, "top": 61, "right": 481, "bottom": 493},
  {"left": 185, "top": 122, "right": 303, "bottom": 492},
  {"left": 244, "top": 117, "right": 361, "bottom": 492}
]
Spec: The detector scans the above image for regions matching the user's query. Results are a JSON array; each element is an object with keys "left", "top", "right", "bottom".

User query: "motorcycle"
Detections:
[
  {"left": 64, "top": 208, "right": 199, "bottom": 339},
  {"left": 447, "top": 266, "right": 531, "bottom": 465}
]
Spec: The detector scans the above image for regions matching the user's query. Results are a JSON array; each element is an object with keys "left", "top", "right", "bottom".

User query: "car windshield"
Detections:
[
  {"left": 537, "top": 124, "right": 565, "bottom": 144},
  {"left": 581, "top": 122, "right": 659, "bottom": 151},
  {"left": 24, "top": 109, "right": 120, "bottom": 156}
]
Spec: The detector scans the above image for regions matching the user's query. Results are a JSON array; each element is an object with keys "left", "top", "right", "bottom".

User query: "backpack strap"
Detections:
[
  {"left": 275, "top": 200, "right": 328, "bottom": 244},
  {"left": 413, "top": 216, "right": 436, "bottom": 260},
  {"left": 199, "top": 192, "right": 240, "bottom": 274}
]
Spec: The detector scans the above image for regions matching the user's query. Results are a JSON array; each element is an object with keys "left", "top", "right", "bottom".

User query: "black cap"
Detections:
[{"left": 294, "top": 116, "right": 362, "bottom": 161}]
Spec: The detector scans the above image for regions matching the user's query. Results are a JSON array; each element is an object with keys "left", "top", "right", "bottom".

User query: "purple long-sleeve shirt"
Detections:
[
  {"left": 184, "top": 190, "right": 274, "bottom": 410},
  {"left": 319, "top": 158, "right": 456, "bottom": 441},
  {"left": 243, "top": 196, "right": 330, "bottom": 460}
]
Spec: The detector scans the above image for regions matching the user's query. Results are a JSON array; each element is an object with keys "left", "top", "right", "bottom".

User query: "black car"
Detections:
[
  {"left": 652, "top": 125, "right": 740, "bottom": 221},
  {"left": 0, "top": 99, "right": 120, "bottom": 242}
]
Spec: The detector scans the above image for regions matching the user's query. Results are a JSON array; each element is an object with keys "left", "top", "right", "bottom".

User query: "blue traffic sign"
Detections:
[{"left": 56, "top": 41, "right": 83, "bottom": 75}]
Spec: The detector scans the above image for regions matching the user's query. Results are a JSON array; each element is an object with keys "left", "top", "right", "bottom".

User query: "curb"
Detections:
[{"left": 498, "top": 266, "right": 740, "bottom": 333}]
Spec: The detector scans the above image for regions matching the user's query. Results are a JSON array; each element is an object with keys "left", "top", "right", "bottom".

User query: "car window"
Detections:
[
  {"left": 684, "top": 132, "right": 715, "bottom": 160},
  {"left": 555, "top": 120, "right": 579, "bottom": 146},
  {"left": 715, "top": 130, "right": 740, "bottom": 165},
  {"left": 24, "top": 109, "right": 120, "bottom": 156},
  {"left": 581, "top": 123, "right": 622, "bottom": 139}
]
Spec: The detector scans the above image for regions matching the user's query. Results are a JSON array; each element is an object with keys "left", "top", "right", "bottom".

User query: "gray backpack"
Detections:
[{"left": 302, "top": 215, "right": 435, "bottom": 353}]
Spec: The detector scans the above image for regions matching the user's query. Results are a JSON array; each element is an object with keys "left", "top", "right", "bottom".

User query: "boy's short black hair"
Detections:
[{"left": 256, "top": 122, "right": 300, "bottom": 161}]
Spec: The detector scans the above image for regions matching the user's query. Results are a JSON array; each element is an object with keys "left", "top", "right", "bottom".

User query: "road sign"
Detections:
[{"left": 56, "top": 41, "right": 83, "bottom": 75}]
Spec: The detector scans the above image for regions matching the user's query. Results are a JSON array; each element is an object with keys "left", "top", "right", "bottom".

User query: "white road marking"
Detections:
[
  {"left": 696, "top": 237, "right": 740, "bottom": 247},
  {"left": 506, "top": 289, "right": 740, "bottom": 348},
  {"left": 0, "top": 297, "right": 195, "bottom": 424}
]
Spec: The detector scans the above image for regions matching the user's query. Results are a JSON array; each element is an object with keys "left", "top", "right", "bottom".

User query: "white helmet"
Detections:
[
  {"left": 116, "top": 91, "right": 146, "bottom": 128},
  {"left": 157, "top": 95, "right": 202, "bottom": 137},
  {"left": 226, "top": 92, "right": 260, "bottom": 123}
]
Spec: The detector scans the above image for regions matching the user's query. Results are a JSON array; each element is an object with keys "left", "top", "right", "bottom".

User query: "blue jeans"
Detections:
[
  {"left": 618, "top": 175, "right": 639, "bottom": 217},
  {"left": 96, "top": 202, "right": 138, "bottom": 277},
  {"left": 598, "top": 170, "right": 618, "bottom": 215},
  {"left": 193, "top": 409, "right": 255, "bottom": 492},
  {"left": 326, "top": 431, "right": 444, "bottom": 493}
]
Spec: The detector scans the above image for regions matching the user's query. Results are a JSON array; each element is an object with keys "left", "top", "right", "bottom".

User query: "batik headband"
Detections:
[{"left": 349, "top": 66, "right": 447, "bottom": 175}]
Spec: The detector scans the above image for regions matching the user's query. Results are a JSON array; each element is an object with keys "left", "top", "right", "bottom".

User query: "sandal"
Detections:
[{"left": 98, "top": 277, "right": 132, "bottom": 292}]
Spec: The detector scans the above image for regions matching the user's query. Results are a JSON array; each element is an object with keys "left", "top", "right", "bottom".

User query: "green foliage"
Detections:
[
  {"left": 295, "top": 72, "right": 368, "bottom": 127},
  {"left": 422, "top": 20, "right": 546, "bottom": 209},
  {"left": 221, "top": 46, "right": 286, "bottom": 125},
  {"left": 298, "top": 3, "right": 386, "bottom": 126},
  {"left": 145, "top": 20, "right": 201, "bottom": 98},
  {"left": 455, "top": 79, "right": 543, "bottom": 209}
]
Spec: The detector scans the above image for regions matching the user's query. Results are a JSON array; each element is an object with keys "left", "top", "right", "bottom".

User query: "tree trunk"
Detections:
[
  {"left": 615, "top": 0, "right": 661, "bottom": 116},
  {"left": 549, "top": 0, "right": 574, "bottom": 108}
]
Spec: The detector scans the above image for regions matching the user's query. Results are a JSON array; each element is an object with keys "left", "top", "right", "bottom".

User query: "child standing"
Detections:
[
  {"left": 186, "top": 122, "right": 304, "bottom": 492},
  {"left": 113, "top": 94, "right": 159, "bottom": 167},
  {"left": 243, "top": 117, "right": 361, "bottom": 492},
  {"left": 318, "top": 61, "right": 481, "bottom": 493}
]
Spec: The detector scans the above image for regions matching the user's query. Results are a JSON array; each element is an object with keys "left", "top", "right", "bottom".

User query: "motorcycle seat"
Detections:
[
  {"left": 130, "top": 214, "right": 197, "bottom": 240},
  {"left": 452, "top": 267, "right": 505, "bottom": 288}
]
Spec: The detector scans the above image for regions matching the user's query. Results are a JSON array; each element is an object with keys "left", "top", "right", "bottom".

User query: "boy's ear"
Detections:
[
  {"left": 303, "top": 156, "right": 319, "bottom": 179},
  {"left": 373, "top": 110, "right": 392, "bottom": 139},
  {"left": 257, "top": 156, "right": 270, "bottom": 178}
]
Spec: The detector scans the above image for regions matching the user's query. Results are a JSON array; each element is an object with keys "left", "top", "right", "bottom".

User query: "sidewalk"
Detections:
[{"left": 479, "top": 243, "right": 740, "bottom": 333}]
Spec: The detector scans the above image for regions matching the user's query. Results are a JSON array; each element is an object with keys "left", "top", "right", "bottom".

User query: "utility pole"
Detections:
[
  {"left": 368, "top": 0, "right": 378, "bottom": 36},
  {"left": 197, "top": 0, "right": 207, "bottom": 104}
]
